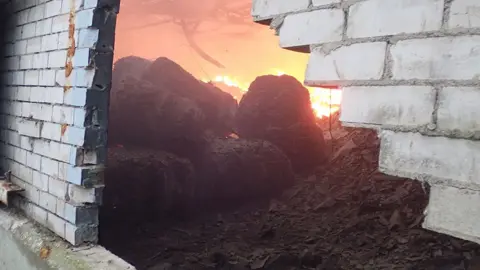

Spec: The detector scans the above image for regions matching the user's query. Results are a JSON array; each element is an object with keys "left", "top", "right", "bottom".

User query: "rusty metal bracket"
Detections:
[{"left": 0, "top": 171, "right": 24, "bottom": 206}]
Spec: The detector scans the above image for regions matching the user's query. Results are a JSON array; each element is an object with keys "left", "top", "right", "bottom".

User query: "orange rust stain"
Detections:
[
  {"left": 39, "top": 246, "right": 51, "bottom": 259},
  {"left": 64, "top": 0, "right": 76, "bottom": 81},
  {"left": 61, "top": 124, "right": 68, "bottom": 136},
  {"left": 63, "top": 85, "right": 72, "bottom": 92}
]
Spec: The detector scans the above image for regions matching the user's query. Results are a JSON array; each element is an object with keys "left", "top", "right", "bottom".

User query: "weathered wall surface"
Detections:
[
  {"left": 0, "top": 0, "right": 116, "bottom": 246},
  {"left": 252, "top": 0, "right": 480, "bottom": 244}
]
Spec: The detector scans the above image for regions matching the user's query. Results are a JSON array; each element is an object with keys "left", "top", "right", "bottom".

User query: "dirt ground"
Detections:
[{"left": 100, "top": 128, "right": 480, "bottom": 270}]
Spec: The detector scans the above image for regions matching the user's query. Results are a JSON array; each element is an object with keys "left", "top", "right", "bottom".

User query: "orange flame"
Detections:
[{"left": 203, "top": 72, "right": 342, "bottom": 118}]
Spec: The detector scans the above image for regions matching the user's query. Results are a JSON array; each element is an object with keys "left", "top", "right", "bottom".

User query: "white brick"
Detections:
[
  {"left": 279, "top": 9, "right": 344, "bottom": 48},
  {"left": 341, "top": 86, "right": 436, "bottom": 127},
  {"left": 424, "top": 185, "right": 480, "bottom": 244},
  {"left": 41, "top": 156, "right": 59, "bottom": 178},
  {"left": 65, "top": 222, "right": 98, "bottom": 246},
  {"left": 34, "top": 139, "right": 75, "bottom": 164},
  {"left": 436, "top": 87, "right": 480, "bottom": 133},
  {"left": 252, "top": 0, "right": 310, "bottom": 19},
  {"left": 18, "top": 119, "right": 42, "bottom": 138},
  {"left": 73, "top": 108, "right": 85, "bottom": 127},
  {"left": 68, "top": 184, "right": 102, "bottom": 204},
  {"left": 20, "top": 55, "right": 34, "bottom": 70},
  {"left": 77, "top": 29, "right": 98, "bottom": 48},
  {"left": 39, "top": 191, "right": 57, "bottom": 213},
  {"left": 379, "top": 131, "right": 480, "bottom": 189},
  {"left": 48, "top": 50, "right": 67, "bottom": 68},
  {"left": 57, "top": 31, "right": 69, "bottom": 49},
  {"left": 75, "top": 9, "right": 94, "bottom": 29},
  {"left": 6, "top": 57, "right": 20, "bottom": 71},
  {"left": 62, "top": 126, "right": 85, "bottom": 146},
  {"left": 33, "top": 171, "right": 49, "bottom": 191},
  {"left": 73, "top": 48, "right": 91, "bottom": 67},
  {"left": 29, "top": 103, "right": 53, "bottom": 121},
  {"left": 391, "top": 36, "right": 480, "bottom": 80},
  {"left": 32, "top": 53, "right": 48, "bottom": 69},
  {"left": 39, "top": 69, "right": 56, "bottom": 86},
  {"left": 52, "top": 14, "right": 69, "bottom": 33},
  {"left": 45, "top": 0, "right": 62, "bottom": 18},
  {"left": 84, "top": 0, "right": 98, "bottom": 9},
  {"left": 347, "top": 0, "right": 444, "bottom": 38},
  {"left": 20, "top": 136, "right": 34, "bottom": 151},
  {"left": 448, "top": 0, "right": 480, "bottom": 29},
  {"left": 49, "top": 177, "right": 67, "bottom": 199},
  {"left": 306, "top": 42, "right": 387, "bottom": 82},
  {"left": 31, "top": 203, "right": 48, "bottom": 226},
  {"left": 12, "top": 71, "right": 25, "bottom": 85},
  {"left": 27, "top": 152, "right": 42, "bottom": 171},
  {"left": 23, "top": 182, "right": 39, "bottom": 202},
  {"left": 64, "top": 88, "right": 87, "bottom": 106},
  {"left": 41, "top": 33, "right": 59, "bottom": 51},
  {"left": 22, "top": 23, "right": 37, "bottom": 39},
  {"left": 25, "top": 70, "right": 39, "bottom": 85},
  {"left": 52, "top": 105, "right": 74, "bottom": 125},
  {"left": 31, "top": 86, "right": 64, "bottom": 104},
  {"left": 41, "top": 122, "right": 62, "bottom": 141},
  {"left": 36, "top": 18, "right": 53, "bottom": 36},
  {"left": 26, "top": 36, "right": 42, "bottom": 53},
  {"left": 47, "top": 212, "right": 66, "bottom": 238},
  {"left": 14, "top": 147, "right": 27, "bottom": 164},
  {"left": 61, "top": 0, "right": 86, "bottom": 13},
  {"left": 27, "top": 4, "right": 45, "bottom": 22}
]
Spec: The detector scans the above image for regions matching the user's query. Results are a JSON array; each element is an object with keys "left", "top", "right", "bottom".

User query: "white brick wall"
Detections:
[
  {"left": 0, "top": 0, "right": 116, "bottom": 246},
  {"left": 253, "top": 0, "right": 480, "bottom": 244}
]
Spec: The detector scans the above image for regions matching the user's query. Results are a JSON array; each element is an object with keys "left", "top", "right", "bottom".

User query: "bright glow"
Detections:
[{"left": 202, "top": 72, "right": 342, "bottom": 118}]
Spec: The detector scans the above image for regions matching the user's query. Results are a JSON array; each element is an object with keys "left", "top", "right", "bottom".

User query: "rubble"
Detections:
[
  {"left": 236, "top": 75, "right": 328, "bottom": 174},
  {"left": 112, "top": 56, "right": 152, "bottom": 87},
  {"left": 195, "top": 138, "right": 295, "bottom": 208},
  {"left": 101, "top": 116, "right": 480, "bottom": 270},
  {"left": 108, "top": 57, "right": 237, "bottom": 161}
]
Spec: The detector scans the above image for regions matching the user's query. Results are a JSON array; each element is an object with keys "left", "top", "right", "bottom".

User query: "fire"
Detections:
[{"left": 203, "top": 73, "right": 342, "bottom": 119}]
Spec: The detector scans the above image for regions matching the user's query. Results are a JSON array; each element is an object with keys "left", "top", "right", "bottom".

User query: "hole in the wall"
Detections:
[{"left": 96, "top": 1, "right": 479, "bottom": 269}]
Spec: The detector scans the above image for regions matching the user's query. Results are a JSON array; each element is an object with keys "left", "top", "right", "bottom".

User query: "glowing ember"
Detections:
[{"left": 202, "top": 73, "right": 342, "bottom": 118}]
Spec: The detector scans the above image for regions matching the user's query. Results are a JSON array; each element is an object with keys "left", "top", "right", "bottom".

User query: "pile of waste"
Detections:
[{"left": 103, "top": 57, "right": 328, "bottom": 226}]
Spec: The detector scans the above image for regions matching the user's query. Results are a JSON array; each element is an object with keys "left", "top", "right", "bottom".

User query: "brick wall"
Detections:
[
  {"left": 0, "top": 0, "right": 118, "bottom": 245},
  {"left": 253, "top": 0, "right": 480, "bottom": 244}
]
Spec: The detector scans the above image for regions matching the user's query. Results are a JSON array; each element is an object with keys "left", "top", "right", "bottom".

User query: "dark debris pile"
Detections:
[{"left": 102, "top": 121, "right": 480, "bottom": 270}]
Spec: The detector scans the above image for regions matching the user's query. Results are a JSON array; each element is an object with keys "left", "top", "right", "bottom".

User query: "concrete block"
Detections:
[
  {"left": 22, "top": 23, "right": 37, "bottom": 39},
  {"left": 46, "top": 212, "right": 66, "bottom": 238},
  {"left": 61, "top": 126, "right": 85, "bottom": 146},
  {"left": 27, "top": 152, "right": 42, "bottom": 171},
  {"left": 67, "top": 184, "right": 103, "bottom": 204},
  {"left": 51, "top": 14, "right": 69, "bottom": 33},
  {"left": 448, "top": 0, "right": 480, "bottom": 29},
  {"left": 279, "top": 9, "right": 344, "bottom": 48},
  {"left": 75, "top": 9, "right": 95, "bottom": 29},
  {"left": 379, "top": 130, "right": 480, "bottom": 190},
  {"left": 340, "top": 86, "right": 436, "bottom": 127},
  {"left": 437, "top": 87, "right": 480, "bottom": 135},
  {"left": 41, "top": 122, "right": 62, "bottom": 141},
  {"left": 391, "top": 36, "right": 480, "bottom": 80},
  {"left": 52, "top": 105, "right": 75, "bottom": 125},
  {"left": 65, "top": 222, "right": 98, "bottom": 246},
  {"left": 63, "top": 203, "right": 98, "bottom": 225},
  {"left": 41, "top": 33, "right": 59, "bottom": 51},
  {"left": 30, "top": 87, "right": 64, "bottom": 104},
  {"left": 25, "top": 70, "right": 40, "bottom": 85},
  {"left": 424, "top": 185, "right": 480, "bottom": 244},
  {"left": 252, "top": 0, "right": 310, "bottom": 19},
  {"left": 77, "top": 28, "right": 99, "bottom": 48},
  {"left": 29, "top": 103, "right": 53, "bottom": 122},
  {"left": 32, "top": 53, "right": 48, "bottom": 69},
  {"left": 347, "top": 0, "right": 444, "bottom": 38},
  {"left": 39, "top": 191, "right": 58, "bottom": 213},
  {"left": 38, "top": 69, "right": 56, "bottom": 86},
  {"left": 47, "top": 49, "right": 67, "bottom": 68},
  {"left": 48, "top": 177, "right": 67, "bottom": 199},
  {"left": 35, "top": 18, "right": 53, "bottom": 36},
  {"left": 20, "top": 55, "right": 34, "bottom": 70},
  {"left": 14, "top": 40, "right": 27, "bottom": 55},
  {"left": 45, "top": 0, "right": 62, "bottom": 18},
  {"left": 306, "top": 42, "right": 387, "bottom": 82},
  {"left": 64, "top": 88, "right": 87, "bottom": 106},
  {"left": 41, "top": 156, "right": 60, "bottom": 178},
  {"left": 27, "top": 3, "right": 45, "bottom": 22},
  {"left": 26, "top": 36, "right": 42, "bottom": 53},
  {"left": 32, "top": 171, "right": 48, "bottom": 191},
  {"left": 18, "top": 119, "right": 41, "bottom": 138}
]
